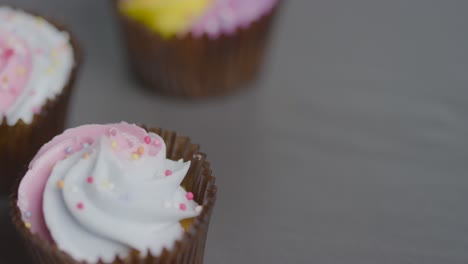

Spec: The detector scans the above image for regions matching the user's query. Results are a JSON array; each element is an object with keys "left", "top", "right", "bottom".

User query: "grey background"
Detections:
[{"left": 1, "top": 0, "right": 468, "bottom": 263}]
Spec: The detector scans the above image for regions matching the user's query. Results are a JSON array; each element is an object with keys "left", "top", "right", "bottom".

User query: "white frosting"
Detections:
[
  {"left": 0, "top": 7, "right": 74, "bottom": 125},
  {"left": 43, "top": 132, "right": 200, "bottom": 263}
]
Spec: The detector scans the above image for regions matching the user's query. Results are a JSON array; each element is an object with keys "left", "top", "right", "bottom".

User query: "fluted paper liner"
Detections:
[
  {"left": 112, "top": 0, "right": 280, "bottom": 98},
  {"left": 0, "top": 7, "right": 82, "bottom": 195},
  {"left": 11, "top": 126, "right": 218, "bottom": 264}
]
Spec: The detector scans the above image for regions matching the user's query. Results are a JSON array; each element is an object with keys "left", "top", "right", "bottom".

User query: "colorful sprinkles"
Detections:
[
  {"left": 32, "top": 106, "right": 40, "bottom": 114},
  {"left": 35, "top": 16, "right": 45, "bottom": 26},
  {"left": 0, "top": 10, "right": 74, "bottom": 125},
  {"left": 34, "top": 127, "right": 204, "bottom": 234},
  {"left": 111, "top": 140, "right": 118, "bottom": 149},
  {"left": 137, "top": 146, "right": 145, "bottom": 155},
  {"left": 102, "top": 179, "right": 115, "bottom": 191},
  {"left": 65, "top": 146, "right": 73, "bottom": 154},
  {"left": 16, "top": 65, "right": 25, "bottom": 75},
  {"left": 163, "top": 201, "right": 172, "bottom": 208},
  {"left": 24, "top": 211, "right": 31, "bottom": 218},
  {"left": 153, "top": 138, "right": 161, "bottom": 146},
  {"left": 57, "top": 180, "right": 64, "bottom": 189},
  {"left": 86, "top": 176, "right": 94, "bottom": 184}
]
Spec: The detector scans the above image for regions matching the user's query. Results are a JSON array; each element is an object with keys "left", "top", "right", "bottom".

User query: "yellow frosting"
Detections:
[{"left": 119, "top": 0, "right": 211, "bottom": 38}]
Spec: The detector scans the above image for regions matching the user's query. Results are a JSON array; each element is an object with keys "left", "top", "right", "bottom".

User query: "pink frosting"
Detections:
[
  {"left": 17, "top": 123, "right": 150, "bottom": 242},
  {"left": 190, "top": 0, "right": 279, "bottom": 38},
  {"left": 0, "top": 29, "right": 33, "bottom": 113}
]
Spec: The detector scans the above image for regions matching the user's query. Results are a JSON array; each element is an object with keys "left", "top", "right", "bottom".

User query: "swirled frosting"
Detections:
[
  {"left": 0, "top": 7, "right": 74, "bottom": 125},
  {"left": 119, "top": 0, "right": 278, "bottom": 38},
  {"left": 17, "top": 123, "right": 201, "bottom": 263}
]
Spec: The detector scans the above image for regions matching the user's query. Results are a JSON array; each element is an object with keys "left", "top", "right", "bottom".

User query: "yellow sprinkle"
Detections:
[
  {"left": 103, "top": 180, "right": 110, "bottom": 188},
  {"left": 46, "top": 67, "right": 54, "bottom": 75},
  {"left": 57, "top": 180, "right": 64, "bottom": 189},
  {"left": 16, "top": 66, "right": 25, "bottom": 76},
  {"left": 137, "top": 146, "right": 144, "bottom": 155},
  {"left": 2, "top": 76, "right": 8, "bottom": 84},
  {"left": 36, "top": 16, "right": 45, "bottom": 25},
  {"left": 24, "top": 222, "right": 31, "bottom": 229},
  {"left": 103, "top": 180, "right": 115, "bottom": 190},
  {"left": 111, "top": 141, "right": 118, "bottom": 149},
  {"left": 131, "top": 153, "right": 139, "bottom": 160},
  {"left": 83, "top": 153, "right": 90, "bottom": 159}
]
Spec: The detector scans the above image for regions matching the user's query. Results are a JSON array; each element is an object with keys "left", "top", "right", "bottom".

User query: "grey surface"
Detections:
[{"left": 2, "top": 0, "right": 468, "bottom": 263}]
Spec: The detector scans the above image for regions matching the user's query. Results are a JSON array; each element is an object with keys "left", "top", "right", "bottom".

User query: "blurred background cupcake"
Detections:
[
  {"left": 12, "top": 122, "right": 217, "bottom": 263},
  {"left": 0, "top": 6, "right": 81, "bottom": 195},
  {"left": 113, "top": 0, "right": 280, "bottom": 98}
]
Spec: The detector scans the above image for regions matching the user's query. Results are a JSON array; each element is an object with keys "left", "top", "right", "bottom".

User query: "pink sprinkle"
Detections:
[
  {"left": 144, "top": 136, "right": 151, "bottom": 144},
  {"left": 87, "top": 176, "right": 94, "bottom": 184},
  {"left": 153, "top": 139, "right": 161, "bottom": 146},
  {"left": 3, "top": 48, "right": 14, "bottom": 58},
  {"left": 179, "top": 203, "right": 187, "bottom": 211},
  {"left": 36, "top": 48, "right": 42, "bottom": 54},
  {"left": 109, "top": 128, "right": 117, "bottom": 137},
  {"left": 165, "top": 170, "right": 172, "bottom": 176},
  {"left": 29, "top": 90, "right": 36, "bottom": 96},
  {"left": 9, "top": 88, "right": 18, "bottom": 95},
  {"left": 5, "top": 13, "right": 15, "bottom": 21},
  {"left": 77, "top": 203, "right": 84, "bottom": 210},
  {"left": 32, "top": 106, "right": 40, "bottom": 114},
  {"left": 186, "top": 192, "right": 194, "bottom": 200}
]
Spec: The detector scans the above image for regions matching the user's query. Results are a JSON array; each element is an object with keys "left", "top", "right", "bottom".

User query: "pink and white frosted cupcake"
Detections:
[
  {"left": 0, "top": 6, "right": 81, "bottom": 194},
  {"left": 12, "top": 122, "right": 217, "bottom": 264},
  {"left": 113, "top": 0, "right": 281, "bottom": 97}
]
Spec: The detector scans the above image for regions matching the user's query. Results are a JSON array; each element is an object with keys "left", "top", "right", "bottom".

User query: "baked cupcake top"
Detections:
[
  {"left": 17, "top": 123, "right": 202, "bottom": 263},
  {"left": 0, "top": 7, "right": 74, "bottom": 125},
  {"left": 119, "top": 0, "right": 279, "bottom": 38}
]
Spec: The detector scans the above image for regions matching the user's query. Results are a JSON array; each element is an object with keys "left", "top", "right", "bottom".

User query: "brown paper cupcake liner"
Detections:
[
  {"left": 112, "top": 0, "right": 280, "bottom": 98},
  {"left": 0, "top": 7, "right": 82, "bottom": 196},
  {"left": 11, "top": 126, "right": 218, "bottom": 264}
]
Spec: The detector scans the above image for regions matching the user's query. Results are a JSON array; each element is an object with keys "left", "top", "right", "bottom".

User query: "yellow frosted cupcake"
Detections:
[
  {"left": 113, "top": 0, "right": 281, "bottom": 97},
  {"left": 119, "top": 0, "right": 210, "bottom": 37}
]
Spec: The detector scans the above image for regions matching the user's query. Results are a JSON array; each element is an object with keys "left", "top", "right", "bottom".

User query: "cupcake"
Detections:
[
  {"left": 12, "top": 122, "right": 217, "bottom": 263},
  {"left": 113, "top": 0, "right": 280, "bottom": 97},
  {"left": 0, "top": 7, "right": 81, "bottom": 195}
]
